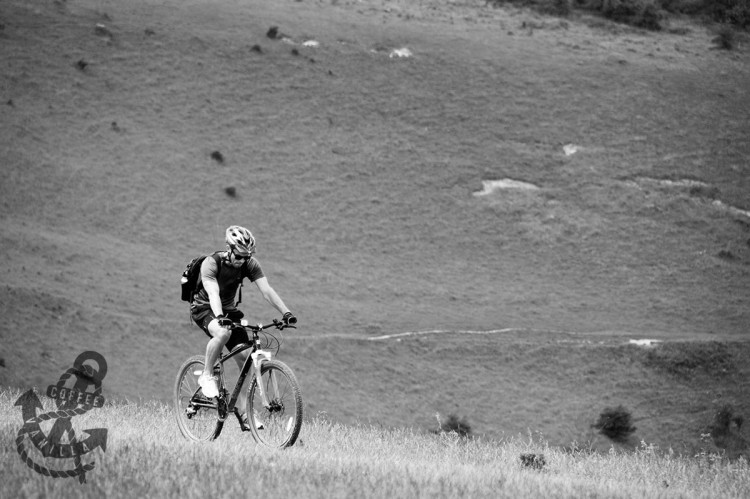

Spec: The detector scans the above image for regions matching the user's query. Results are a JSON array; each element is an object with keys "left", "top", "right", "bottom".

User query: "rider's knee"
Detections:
[{"left": 208, "top": 320, "right": 231, "bottom": 340}]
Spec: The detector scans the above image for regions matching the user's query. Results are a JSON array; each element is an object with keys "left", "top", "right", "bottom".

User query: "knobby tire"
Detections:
[
  {"left": 246, "top": 360, "right": 303, "bottom": 448},
  {"left": 174, "top": 355, "right": 221, "bottom": 442}
]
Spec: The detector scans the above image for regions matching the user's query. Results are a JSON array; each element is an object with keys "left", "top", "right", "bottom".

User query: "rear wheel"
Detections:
[
  {"left": 246, "top": 360, "right": 303, "bottom": 448},
  {"left": 174, "top": 355, "right": 220, "bottom": 441}
]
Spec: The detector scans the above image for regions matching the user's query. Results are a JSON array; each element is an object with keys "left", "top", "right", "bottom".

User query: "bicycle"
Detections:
[{"left": 174, "top": 318, "right": 303, "bottom": 448}]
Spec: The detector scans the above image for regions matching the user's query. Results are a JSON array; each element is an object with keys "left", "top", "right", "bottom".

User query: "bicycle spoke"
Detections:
[
  {"left": 174, "top": 357, "right": 220, "bottom": 441},
  {"left": 247, "top": 360, "right": 302, "bottom": 448}
]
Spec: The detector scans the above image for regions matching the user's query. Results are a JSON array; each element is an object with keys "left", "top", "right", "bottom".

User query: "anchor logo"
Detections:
[{"left": 15, "top": 351, "right": 109, "bottom": 483}]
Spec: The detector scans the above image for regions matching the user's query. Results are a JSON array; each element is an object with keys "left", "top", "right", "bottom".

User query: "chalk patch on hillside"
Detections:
[
  {"left": 367, "top": 328, "right": 659, "bottom": 342},
  {"left": 713, "top": 200, "right": 750, "bottom": 219},
  {"left": 389, "top": 48, "right": 413, "bottom": 58},
  {"left": 627, "top": 177, "right": 750, "bottom": 219},
  {"left": 629, "top": 339, "right": 662, "bottom": 347},
  {"left": 634, "top": 177, "right": 710, "bottom": 188},
  {"left": 368, "top": 328, "right": 522, "bottom": 341},
  {"left": 473, "top": 179, "right": 540, "bottom": 196}
]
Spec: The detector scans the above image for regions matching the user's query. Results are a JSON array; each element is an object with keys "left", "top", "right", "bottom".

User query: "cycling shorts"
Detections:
[{"left": 191, "top": 307, "right": 249, "bottom": 352}]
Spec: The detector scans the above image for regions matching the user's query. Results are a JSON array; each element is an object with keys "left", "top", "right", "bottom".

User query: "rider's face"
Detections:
[{"left": 229, "top": 249, "right": 253, "bottom": 267}]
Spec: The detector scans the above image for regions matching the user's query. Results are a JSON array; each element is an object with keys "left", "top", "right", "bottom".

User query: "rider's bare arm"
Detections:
[
  {"left": 254, "top": 277, "right": 290, "bottom": 316},
  {"left": 201, "top": 256, "right": 224, "bottom": 317}
]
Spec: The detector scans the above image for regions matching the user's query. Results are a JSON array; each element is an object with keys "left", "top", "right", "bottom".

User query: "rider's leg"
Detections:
[
  {"left": 205, "top": 319, "right": 230, "bottom": 371},
  {"left": 199, "top": 319, "right": 230, "bottom": 396}
]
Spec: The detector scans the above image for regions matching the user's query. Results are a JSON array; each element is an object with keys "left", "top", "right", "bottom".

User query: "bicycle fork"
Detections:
[{"left": 251, "top": 350, "right": 273, "bottom": 408}]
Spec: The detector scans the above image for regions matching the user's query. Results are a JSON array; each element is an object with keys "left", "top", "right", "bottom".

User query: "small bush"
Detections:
[
  {"left": 638, "top": 2, "right": 664, "bottom": 29},
  {"left": 709, "top": 404, "right": 749, "bottom": 458},
  {"left": 657, "top": 0, "right": 684, "bottom": 13},
  {"left": 688, "top": 184, "right": 720, "bottom": 199},
  {"left": 644, "top": 342, "right": 736, "bottom": 377},
  {"left": 601, "top": 0, "right": 664, "bottom": 30},
  {"left": 210, "top": 150, "right": 224, "bottom": 163},
  {"left": 544, "top": 0, "right": 573, "bottom": 16},
  {"left": 602, "top": 0, "right": 641, "bottom": 19},
  {"left": 520, "top": 453, "right": 546, "bottom": 469},
  {"left": 714, "top": 25, "right": 737, "bottom": 49},
  {"left": 711, "top": 404, "right": 745, "bottom": 436},
  {"left": 593, "top": 405, "right": 637, "bottom": 442},
  {"left": 709, "top": 0, "right": 750, "bottom": 29},
  {"left": 488, "top": 0, "right": 750, "bottom": 28},
  {"left": 487, "top": 0, "right": 569, "bottom": 14},
  {"left": 435, "top": 413, "right": 472, "bottom": 437}
]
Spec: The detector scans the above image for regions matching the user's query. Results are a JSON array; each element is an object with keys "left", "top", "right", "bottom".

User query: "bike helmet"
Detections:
[{"left": 225, "top": 225, "right": 256, "bottom": 255}]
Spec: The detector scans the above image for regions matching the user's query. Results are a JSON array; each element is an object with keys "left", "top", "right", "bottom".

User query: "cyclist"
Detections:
[{"left": 191, "top": 225, "right": 296, "bottom": 417}]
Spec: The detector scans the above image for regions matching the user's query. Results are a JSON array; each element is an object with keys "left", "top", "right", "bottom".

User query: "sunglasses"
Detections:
[{"left": 232, "top": 250, "right": 254, "bottom": 261}]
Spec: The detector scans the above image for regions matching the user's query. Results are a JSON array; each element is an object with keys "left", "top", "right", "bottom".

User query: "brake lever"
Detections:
[{"left": 269, "top": 318, "right": 297, "bottom": 331}]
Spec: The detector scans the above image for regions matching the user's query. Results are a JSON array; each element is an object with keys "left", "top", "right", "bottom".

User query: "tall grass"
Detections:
[{"left": 1, "top": 389, "right": 748, "bottom": 498}]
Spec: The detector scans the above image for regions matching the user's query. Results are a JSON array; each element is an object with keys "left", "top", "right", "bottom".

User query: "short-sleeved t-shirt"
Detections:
[{"left": 191, "top": 252, "right": 265, "bottom": 313}]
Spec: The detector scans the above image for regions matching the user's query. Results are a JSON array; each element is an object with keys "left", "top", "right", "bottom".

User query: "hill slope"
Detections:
[
  {"left": 1, "top": 389, "right": 749, "bottom": 498},
  {"left": 1, "top": 0, "right": 749, "bottom": 449}
]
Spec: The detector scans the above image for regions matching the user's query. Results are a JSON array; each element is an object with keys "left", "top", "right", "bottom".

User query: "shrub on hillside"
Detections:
[
  {"left": 543, "top": 0, "right": 574, "bottom": 16},
  {"left": 434, "top": 413, "right": 472, "bottom": 437},
  {"left": 656, "top": 0, "right": 683, "bottom": 12},
  {"left": 708, "top": 0, "right": 750, "bottom": 29},
  {"left": 638, "top": 2, "right": 665, "bottom": 29},
  {"left": 709, "top": 404, "right": 749, "bottom": 459},
  {"left": 210, "top": 150, "right": 224, "bottom": 163},
  {"left": 593, "top": 405, "right": 637, "bottom": 442},
  {"left": 600, "top": 0, "right": 665, "bottom": 30},
  {"left": 644, "top": 342, "right": 735, "bottom": 378},
  {"left": 714, "top": 25, "right": 737, "bottom": 49},
  {"left": 520, "top": 453, "right": 546, "bottom": 469},
  {"left": 490, "top": 0, "right": 750, "bottom": 28},
  {"left": 487, "top": 0, "right": 570, "bottom": 15}
]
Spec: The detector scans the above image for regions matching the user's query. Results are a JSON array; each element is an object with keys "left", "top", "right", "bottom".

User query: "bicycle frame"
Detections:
[
  {"left": 176, "top": 317, "right": 300, "bottom": 444},
  {"left": 213, "top": 325, "right": 276, "bottom": 423}
]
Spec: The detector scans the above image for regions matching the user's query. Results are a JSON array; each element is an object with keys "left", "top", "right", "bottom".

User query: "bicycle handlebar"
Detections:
[{"left": 236, "top": 318, "right": 297, "bottom": 332}]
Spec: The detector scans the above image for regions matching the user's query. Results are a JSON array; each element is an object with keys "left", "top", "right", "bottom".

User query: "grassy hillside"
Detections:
[
  {"left": 1, "top": 389, "right": 749, "bottom": 498},
  {"left": 292, "top": 332, "right": 750, "bottom": 451},
  {"left": 1, "top": 0, "right": 749, "bottom": 456}
]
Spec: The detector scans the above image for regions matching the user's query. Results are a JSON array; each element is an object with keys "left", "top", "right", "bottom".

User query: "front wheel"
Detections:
[
  {"left": 174, "top": 355, "right": 220, "bottom": 442},
  {"left": 246, "top": 359, "right": 303, "bottom": 448}
]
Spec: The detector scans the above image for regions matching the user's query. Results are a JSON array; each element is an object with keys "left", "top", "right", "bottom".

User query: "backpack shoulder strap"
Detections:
[{"left": 209, "top": 252, "right": 243, "bottom": 306}]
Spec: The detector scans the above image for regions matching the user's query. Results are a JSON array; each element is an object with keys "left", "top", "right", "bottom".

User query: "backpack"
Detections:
[{"left": 180, "top": 253, "right": 222, "bottom": 303}]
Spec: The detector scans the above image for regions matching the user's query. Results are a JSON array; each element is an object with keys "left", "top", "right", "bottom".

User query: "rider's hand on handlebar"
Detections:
[
  {"left": 283, "top": 312, "right": 297, "bottom": 326},
  {"left": 217, "top": 315, "right": 233, "bottom": 328}
]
